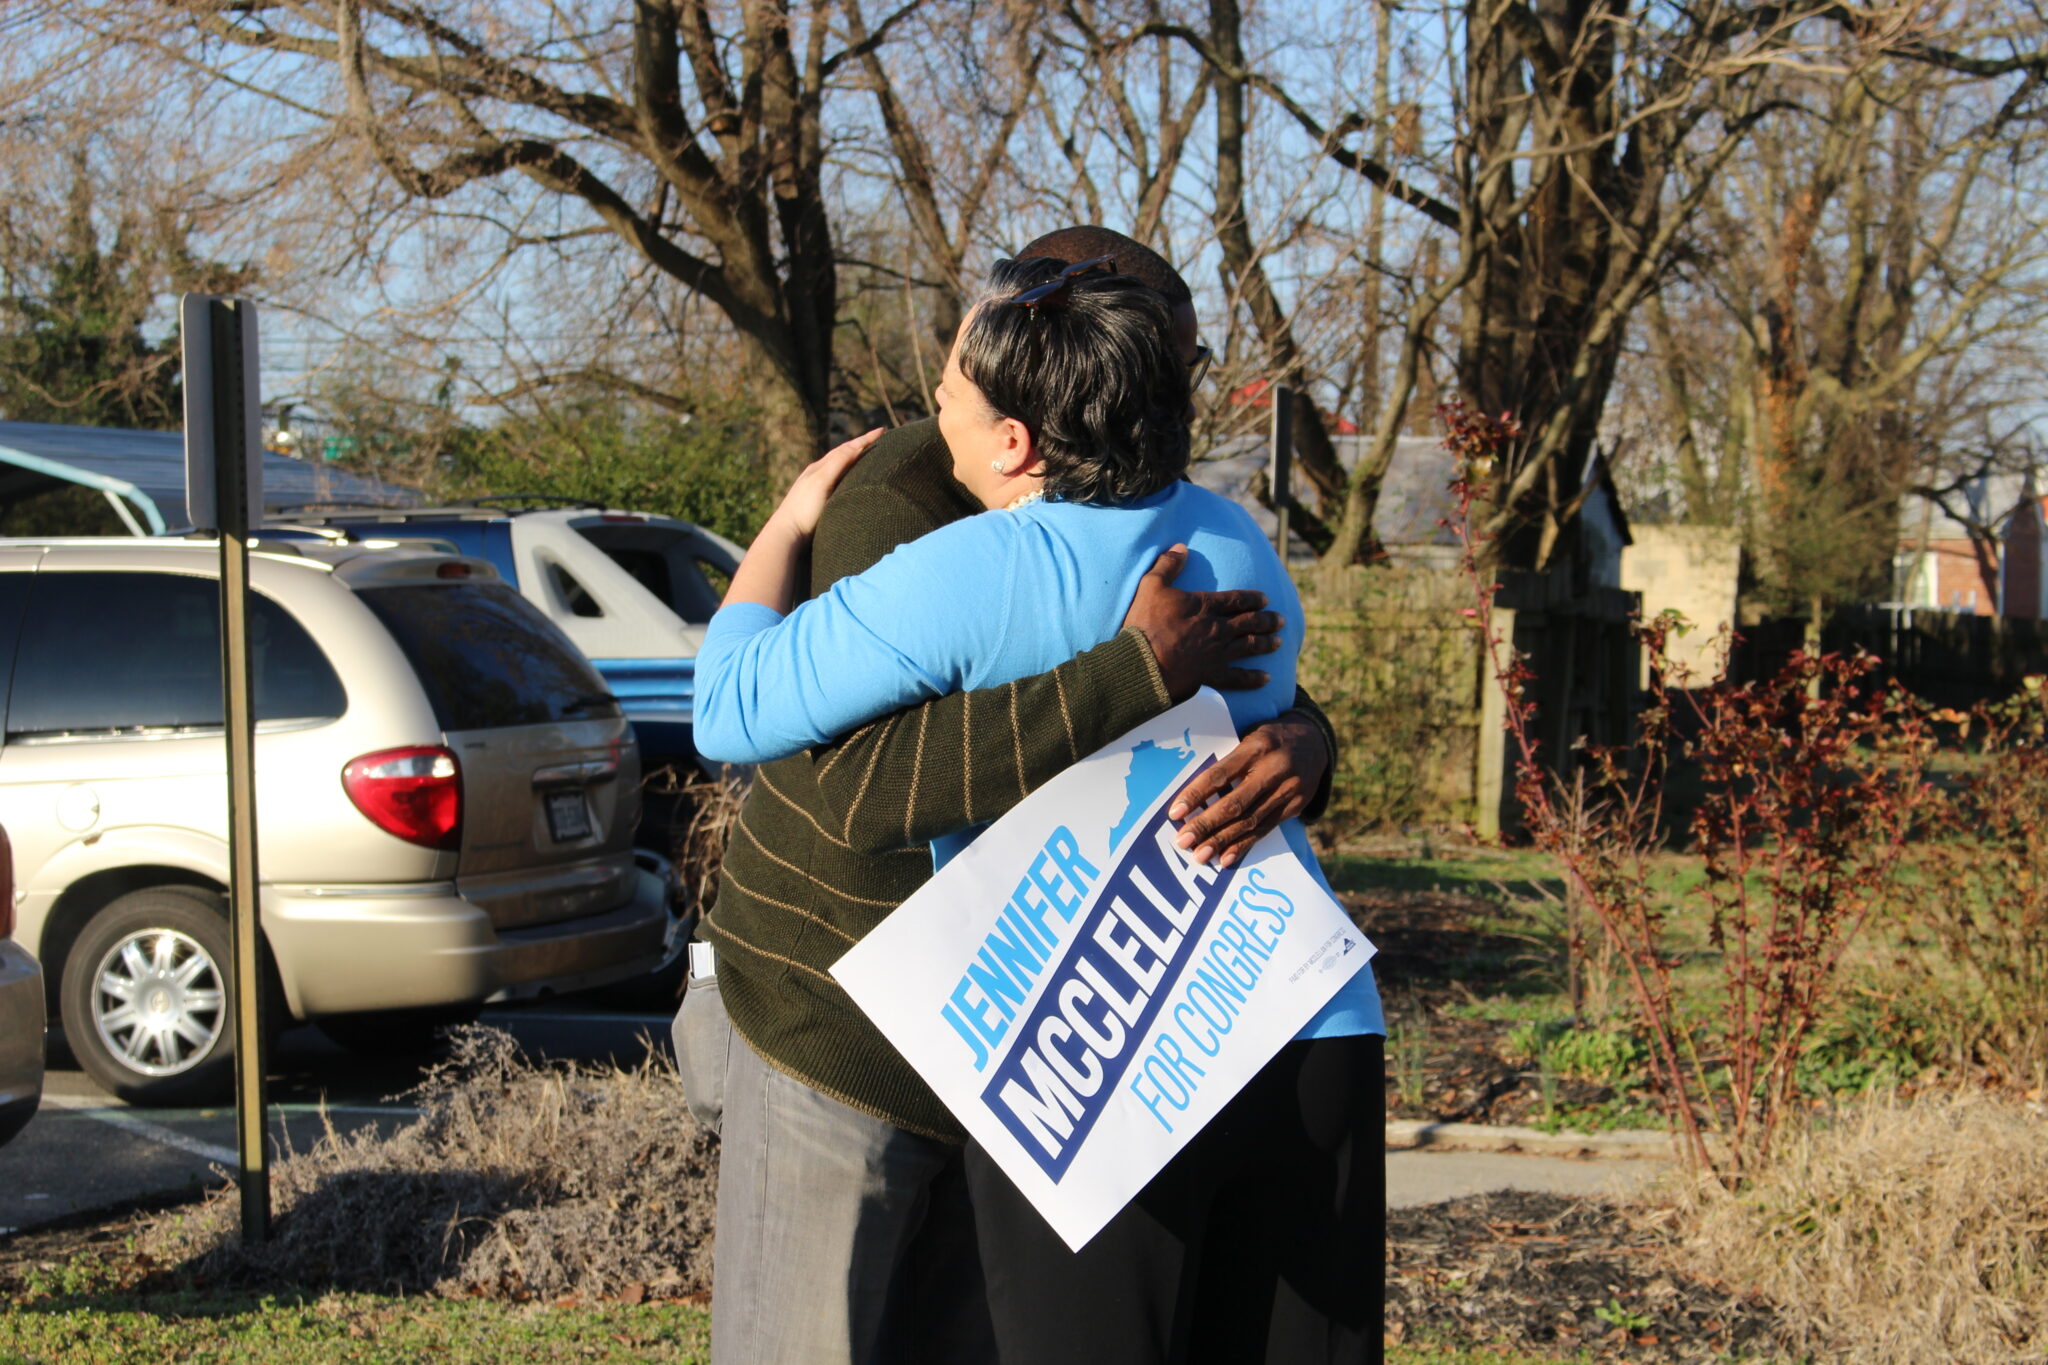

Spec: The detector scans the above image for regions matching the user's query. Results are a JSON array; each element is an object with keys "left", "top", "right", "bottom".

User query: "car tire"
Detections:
[
  {"left": 60, "top": 887, "right": 237, "bottom": 1107},
  {"left": 315, "top": 1004, "right": 480, "bottom": 1058}
]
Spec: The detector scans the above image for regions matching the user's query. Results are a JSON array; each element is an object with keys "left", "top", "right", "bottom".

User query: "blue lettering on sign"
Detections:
[
  {"left": 939, "top": 826, "right": 1100, "bottom": 1072},
  {"left": 981, "top": 759, "right": 1235, "bottom": 1180}
]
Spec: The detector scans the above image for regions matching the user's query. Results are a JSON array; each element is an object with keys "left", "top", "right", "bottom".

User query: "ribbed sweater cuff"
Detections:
[{"left": 1075, "top": 628, "right": 1174, "bottom": 739}]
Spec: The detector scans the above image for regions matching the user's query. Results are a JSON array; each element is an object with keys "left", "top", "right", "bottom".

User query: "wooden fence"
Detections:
[
  {"left": 1298, "top": 563, "right": 1640, "bottom": 837},
  {"left": 1731, "top": 607, "right": 2048, "bottom": 708}
]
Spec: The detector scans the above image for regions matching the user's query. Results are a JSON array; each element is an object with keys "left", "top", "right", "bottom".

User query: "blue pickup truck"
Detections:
[{"left": 269, "top": 501, "right": 744, "bottom": 768}]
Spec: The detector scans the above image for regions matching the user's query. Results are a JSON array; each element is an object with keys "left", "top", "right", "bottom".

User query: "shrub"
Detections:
[
  {"left": 1446, "top": 400, "right": 1937, "bottom": 1183},
  {"left": 441, "top": 397, "right": 775, "bottom": 546},
  {"left": 1503, "top": 1018, "right": 1649, "bottom": 1088},
  {"left": 1684, "top": 651, "right": 1936, "bottom": 1168},
  {"left": 670, "top": 770, "right": 747, "bottom": 914},
  {"left": 1791, "top": 978, "right": 1948, "bottom": 1097},
  {"left": 143, "top": 1027, "right": 719, "bottom": 1301}
]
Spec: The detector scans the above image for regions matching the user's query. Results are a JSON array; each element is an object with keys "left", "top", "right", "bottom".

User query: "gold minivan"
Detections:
[{"left": 0, "top": 537, "right": 675, "bottom": 1105}]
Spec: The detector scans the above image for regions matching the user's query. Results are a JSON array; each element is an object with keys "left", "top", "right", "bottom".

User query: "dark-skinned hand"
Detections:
[
  {"left": 1121, "top": 544, "right": 1283, "bottom": 700},
  {"left": 1120, "top": 546, "right": 1331, "bottom": 867},
  {"left": 1167, "top": 712, "right": 1331, "bottom": 868}
]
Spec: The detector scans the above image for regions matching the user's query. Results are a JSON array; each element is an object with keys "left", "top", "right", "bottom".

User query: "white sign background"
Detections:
[{"left": 834, "top": 690, "right": 1374, "bottom": 1249}]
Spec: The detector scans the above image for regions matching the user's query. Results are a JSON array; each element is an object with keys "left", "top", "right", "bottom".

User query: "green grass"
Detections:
[
  {"left": 1, "top": 1250, "right": 710, "bottom": 1362},
  {"left": 0, "top": 1269, "right": 1591, "bottom": 1365},
  {"left": 1323, "top": 847, "right": 1567, "bottom": 904},
  {"left": 0, "top": 1284, "right": 711, "bottom": 1364},
  {"left": 1446, "top": 994, "right": 1575, "bottom": 1024},
  {"left": 1388, "top": 1347, "right": 1604, "bottom": 1364},
  {"left": 1340, "top": 840, "right": 1963, "bottom": 1122},
  {"left": 0, "top": 1304, "right": 1636, "bottom": 1365},
  {"left": 0, "top": 1296, "right": 1618, "bottom": 1365},
  {"left": 1390, "top": 1340, "right": 1782, "bottom": 1364},
  {"left": 0, "top": 1249, "right": 1788, "bottom": 1365}
]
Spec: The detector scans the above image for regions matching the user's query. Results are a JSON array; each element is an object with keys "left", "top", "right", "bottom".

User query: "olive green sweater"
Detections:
[{"left": 697, "top": 420, "right": 1333, "bottom": 1140}]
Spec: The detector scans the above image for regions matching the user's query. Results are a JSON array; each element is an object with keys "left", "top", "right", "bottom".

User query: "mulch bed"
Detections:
[
  {"left": 1350, "top": 886, "right": 1639, "bottom": 1129},
  {"left": 1353, "top": 878, "right": 1792, "bottom": 1358},
  {"left": 1388, "top": 1190, "right": 1788, "bottom": 1362}
]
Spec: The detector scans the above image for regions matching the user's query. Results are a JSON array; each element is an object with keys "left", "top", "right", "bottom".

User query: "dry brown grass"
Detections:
[
  {"left": 672, "top": 772, "right": 746, "bottom": 914},
  {"left": 143, "top": 1027, "right": 718, "bottom": 1301},
  {"left": 1672, "top": 1089, "right": 2048, "bottom": 1363}
]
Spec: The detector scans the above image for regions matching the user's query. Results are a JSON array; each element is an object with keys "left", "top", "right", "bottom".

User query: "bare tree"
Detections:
[
  {"left": 839, "top": 0, "right": 1041, "bottom": 335},
  {"left": 0, "top": 36, "right": 280, "bottom": 428},
  {"left": 1141, "top": 0, "right": 2048, "bottom": 572},
  {"left": 98, "top": 0, "right": 973, "bottom": 478},
  {"left": 1653, "top": 39, "right": 2048, "bottom": 612}
]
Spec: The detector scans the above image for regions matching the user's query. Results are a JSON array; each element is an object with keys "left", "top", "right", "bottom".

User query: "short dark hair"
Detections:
[
  {"left": 956, "top": 257, "right": 1191, "bottom": 506},
  {"left": 1014, "top": 226, "right": 1192, "bottom": 306}
]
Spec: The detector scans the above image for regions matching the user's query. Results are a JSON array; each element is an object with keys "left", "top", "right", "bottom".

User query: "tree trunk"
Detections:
[
  {"left": 747, "top": 348, "right": 830, "bottom": 485},
  {"left": 1207, "top": 0, "right": 1350, "bottom": 554}
]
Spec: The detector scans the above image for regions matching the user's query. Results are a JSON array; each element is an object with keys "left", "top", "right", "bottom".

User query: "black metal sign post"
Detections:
[
  {"left": 180, "top": 294, "right": 270, "bottom": 1246},
  {"left": 1269, "top": 383, "right": 1294, "bottom": 561}
]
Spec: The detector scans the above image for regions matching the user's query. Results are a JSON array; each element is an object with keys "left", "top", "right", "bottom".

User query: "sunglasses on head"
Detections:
[
  {"left": 1010, "top": 254, "right": 1214, "bottom": 388},
  {"left": 1009, "top": 255, "right": 1119, "bottom": 310}
]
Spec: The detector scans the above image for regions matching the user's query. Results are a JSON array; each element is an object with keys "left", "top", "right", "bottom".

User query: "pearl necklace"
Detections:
[{"left": 1006, "top": 489, "right": 1045, "bottom": 511}]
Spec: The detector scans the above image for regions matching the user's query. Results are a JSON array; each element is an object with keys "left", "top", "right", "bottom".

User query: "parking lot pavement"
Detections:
[
  {"left": 0, "top": 1004, "right": 680, "bottom": 1237},
  {"left": 3, "top": 1088, "right": 223, "bottom": 1232}
]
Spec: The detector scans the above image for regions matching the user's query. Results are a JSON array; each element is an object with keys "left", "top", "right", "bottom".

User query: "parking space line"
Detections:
[
  {"left": 480, "top": 1010, "right": 674, "bottom": 1026},
  {"left": 42, "top": 1097, "right": 423, "bottom": 1123},
  {"left": 39, "top": 1094, "right": 238, "bottom": 1166}
]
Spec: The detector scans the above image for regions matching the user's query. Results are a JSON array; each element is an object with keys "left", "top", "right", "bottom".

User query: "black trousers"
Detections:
[{"left": 965, "top": 1033, "right": 1385, "bottom": 1365}]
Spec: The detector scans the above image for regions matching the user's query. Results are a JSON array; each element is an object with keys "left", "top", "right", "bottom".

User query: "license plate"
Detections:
[{"left": 545, "top": 791, "right": 593, "bottom": 842}]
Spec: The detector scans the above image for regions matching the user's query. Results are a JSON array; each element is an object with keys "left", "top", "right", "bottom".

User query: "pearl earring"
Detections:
[{"left": 990, "top": 460, "right": 1006, "bottom": 475}]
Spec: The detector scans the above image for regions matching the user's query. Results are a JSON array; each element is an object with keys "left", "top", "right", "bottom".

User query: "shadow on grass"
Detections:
[
  {"left": 177, "top": 1166, "right": 557, "bottom": 1301},
  {"left": 5, "top": 1266, "right": 713, "bottom": 1364},
  {"left": 1333, "top": 861, "right": 1569, "bottom": 1004},
  {"left": 1324, "top": 853, "right": 1568, "bottom": 908},
  {"left": 8, "top": 1165, "right": 561, "bottom": 1319}
]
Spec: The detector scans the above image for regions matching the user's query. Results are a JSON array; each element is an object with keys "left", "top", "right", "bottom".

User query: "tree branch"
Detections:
[{"left": 1132, "top": 19, "right": 1462, "bottom": 231}]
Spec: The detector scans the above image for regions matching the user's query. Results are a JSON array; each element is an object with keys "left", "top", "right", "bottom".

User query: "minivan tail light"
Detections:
[{"left": 342, "top": 747, "right": 462, "bottom": 850}]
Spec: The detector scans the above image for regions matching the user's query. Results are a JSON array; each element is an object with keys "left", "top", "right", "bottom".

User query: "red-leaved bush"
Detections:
[{"left": 1443, "top": 400, "right": 1937, "bottom": 1182}]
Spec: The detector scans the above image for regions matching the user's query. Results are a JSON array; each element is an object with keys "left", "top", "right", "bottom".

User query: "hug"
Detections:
[{"left": 675, "top": 227, "right": 1385, "bottom": 1365}]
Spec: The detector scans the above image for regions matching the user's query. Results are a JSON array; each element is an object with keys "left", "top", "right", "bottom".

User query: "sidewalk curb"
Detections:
[{"left": 1386, "top": 1118, "right": 1673, "bottom": 1159}]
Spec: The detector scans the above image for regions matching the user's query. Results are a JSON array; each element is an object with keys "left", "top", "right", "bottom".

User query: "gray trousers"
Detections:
[{"left": 674, "top": 974, "right": 995, "bottom": 1365}]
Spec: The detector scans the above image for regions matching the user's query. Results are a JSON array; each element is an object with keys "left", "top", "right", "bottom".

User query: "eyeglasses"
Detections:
[
  {"left": 1188, "top": 343, "right": 1213, "bottom": 390},
  {"left": 1010, "top": 255, "right": 1118, "bottom": 310}
]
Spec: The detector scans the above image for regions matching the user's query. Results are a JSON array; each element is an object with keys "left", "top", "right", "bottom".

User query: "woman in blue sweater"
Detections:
[{"left": 696, "top": 257, "right": 1380, "bottom": 1365}]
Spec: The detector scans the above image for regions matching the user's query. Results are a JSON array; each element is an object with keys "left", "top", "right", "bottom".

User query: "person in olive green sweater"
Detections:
[{"left": 673, "top": 229, "right": 1343, "bottom": 1365}]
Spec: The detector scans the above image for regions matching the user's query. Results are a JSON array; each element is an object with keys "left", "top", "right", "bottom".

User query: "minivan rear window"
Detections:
[
  {"left": 7, "top": 572, "right": 346, "bottom": 736},
  {"left": 358, "top": 581, "right": 621, "bottom": 731}
]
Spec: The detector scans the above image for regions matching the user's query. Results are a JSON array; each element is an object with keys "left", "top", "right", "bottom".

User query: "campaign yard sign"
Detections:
[{"left": 832, "top": 689, "right": 1374, "bottom": 1249}]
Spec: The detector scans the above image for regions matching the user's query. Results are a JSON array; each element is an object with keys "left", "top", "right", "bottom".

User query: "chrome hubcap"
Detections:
[{"left": 90, "top": 929, "right": 226, "bottom": 1077}]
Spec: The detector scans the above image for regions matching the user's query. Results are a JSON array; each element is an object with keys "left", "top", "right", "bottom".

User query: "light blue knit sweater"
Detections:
[{"left": 696, "top": 481, "right": 1382, "bottom": 1037}]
